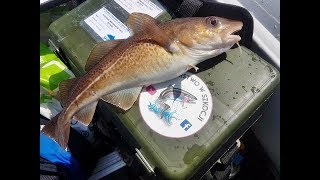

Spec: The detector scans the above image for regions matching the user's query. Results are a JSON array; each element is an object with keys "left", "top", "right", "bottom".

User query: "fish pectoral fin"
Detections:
[
  {"left": 101, "top": 86, "right": 143, "bottom": 111},
  {"left": 73, "top": 101, "right": 98, "bottom": 126},
  {"left": 126, "top": 13, "right": 176, "bottom": 53},
  {"left": 85, "top": 40, "right": 124, "bottom": 71},
  {"left": 58, "top": 77, "right": 80, "bottom": 107},
  {"left": 188, "top": 64, "right": 199, "bottom": 72}
]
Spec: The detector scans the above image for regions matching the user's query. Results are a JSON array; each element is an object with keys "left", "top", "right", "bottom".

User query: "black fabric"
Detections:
[
  {"left": 40, "top": 157, "right": 70, "bottom": 180},
  {"left": 40, "top": 115, "right": 50, "bottom": 125},
  {"left": 174, "top": 0, "right": 203, "bottom": 17},
  {"left": 40, "top": 175, "right": 60, "bottom": 180},
  {"left": 40, "top": 0, "right": 71, "bottom": 12}
]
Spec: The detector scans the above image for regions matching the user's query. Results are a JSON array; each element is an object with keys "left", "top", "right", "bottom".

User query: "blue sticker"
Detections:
[
  {"left": 104, "top": 34, "right": 115, "bottom": 41},
  {"left": 107, "top": 34, "right": 115, "bottom": 40},
  {"left": 180, "top": 119, "right": 192, "bottom": 131}
]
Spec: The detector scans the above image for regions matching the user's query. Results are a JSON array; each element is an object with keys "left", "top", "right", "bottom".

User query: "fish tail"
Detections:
[{"left": 41, "top": 113, "right": 70, "bottom": 149}]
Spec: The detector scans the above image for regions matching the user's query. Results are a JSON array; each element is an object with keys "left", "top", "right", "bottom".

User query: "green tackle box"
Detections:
[{"left": 47, "top": 0, "right": 280, "bottom": 179}]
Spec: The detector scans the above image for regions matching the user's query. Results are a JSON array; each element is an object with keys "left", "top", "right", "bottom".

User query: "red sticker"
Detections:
[{"left": 146, "top": 85, "right": 157, "bottom": 95}]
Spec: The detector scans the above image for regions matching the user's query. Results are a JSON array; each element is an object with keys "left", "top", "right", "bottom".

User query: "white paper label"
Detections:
[
  {"left": 139, "top": 72, "right": 213, "bottom": 138},
  {"left": 114, "top": 0, "right": 163, "bottom": 18},
  {"left": 84, "top": 7, "right": 131, "bottom": 41}
]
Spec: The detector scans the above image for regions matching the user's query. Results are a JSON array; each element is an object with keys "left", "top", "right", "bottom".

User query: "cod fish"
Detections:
[{"left": 41, "top": 13, "right": 243, "bottom": 148}]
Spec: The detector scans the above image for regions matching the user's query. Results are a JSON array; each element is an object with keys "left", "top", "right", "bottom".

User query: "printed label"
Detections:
[
  {"left": 84, "top": 7, "right": 131, "bottom": 41},
  {"left": 114, "top": 0, "right": 163, "bottom": 18},
  {"left": 139, "top": 72, "right": 213, "bottom": 138}
]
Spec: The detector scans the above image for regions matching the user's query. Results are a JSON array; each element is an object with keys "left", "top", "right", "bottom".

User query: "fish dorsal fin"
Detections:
[
  {"left": 85, "top": 40, "right": 123, "bottom": 71},
  {"left": 126, "top": 13, "right": 158, "bottom": 33},
  {"left": 100, "top": 86, "right": 143, "bottom": 111},
  {"left": 126, "top": 13, "right": 176, "bottom": 53},
  {"left": 58, "top": 77, "right": 79, "bottom": 107},
  {"left": 73, "top": 100, "right": 98, "bottom": 126}
]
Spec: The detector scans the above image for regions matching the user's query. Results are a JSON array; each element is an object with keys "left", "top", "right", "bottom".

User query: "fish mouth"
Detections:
[
  {"left": 228, "top": 34, "right": 241, "bottom": 43},
  {"left": 226, "top": 21, "right": 243, "bottom": 43}
]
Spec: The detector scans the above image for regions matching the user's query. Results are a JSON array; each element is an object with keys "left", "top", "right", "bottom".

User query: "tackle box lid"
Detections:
[{"left": 98, "top": 46, "right": 279, "bottom": 179}]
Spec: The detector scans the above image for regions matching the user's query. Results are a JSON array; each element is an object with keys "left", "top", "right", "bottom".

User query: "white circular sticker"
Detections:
[{"left": 139, "top": 72, "right": 213, "bottom": 138}]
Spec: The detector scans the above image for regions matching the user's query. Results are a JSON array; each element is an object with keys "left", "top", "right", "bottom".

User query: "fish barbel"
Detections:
[{"left": 41, "top": 13, "right": 243, "bottom": 148}]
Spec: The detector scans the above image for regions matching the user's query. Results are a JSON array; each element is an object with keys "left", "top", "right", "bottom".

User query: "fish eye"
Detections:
[
  {"left": 211, "top": 19, "right": 217, "bottom": 26},
  {"left": 207, "top": 17, "right": 218, "bottom": 27}
]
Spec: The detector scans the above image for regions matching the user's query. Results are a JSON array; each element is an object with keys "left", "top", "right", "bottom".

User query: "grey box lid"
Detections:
[{"left": 101, "top": 46, "right": 279, "bottom": 179}]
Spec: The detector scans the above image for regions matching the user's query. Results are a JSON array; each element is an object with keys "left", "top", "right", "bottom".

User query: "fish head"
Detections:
[{"left": 166, "top": 16, "right": 243, "bottom": 60}]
